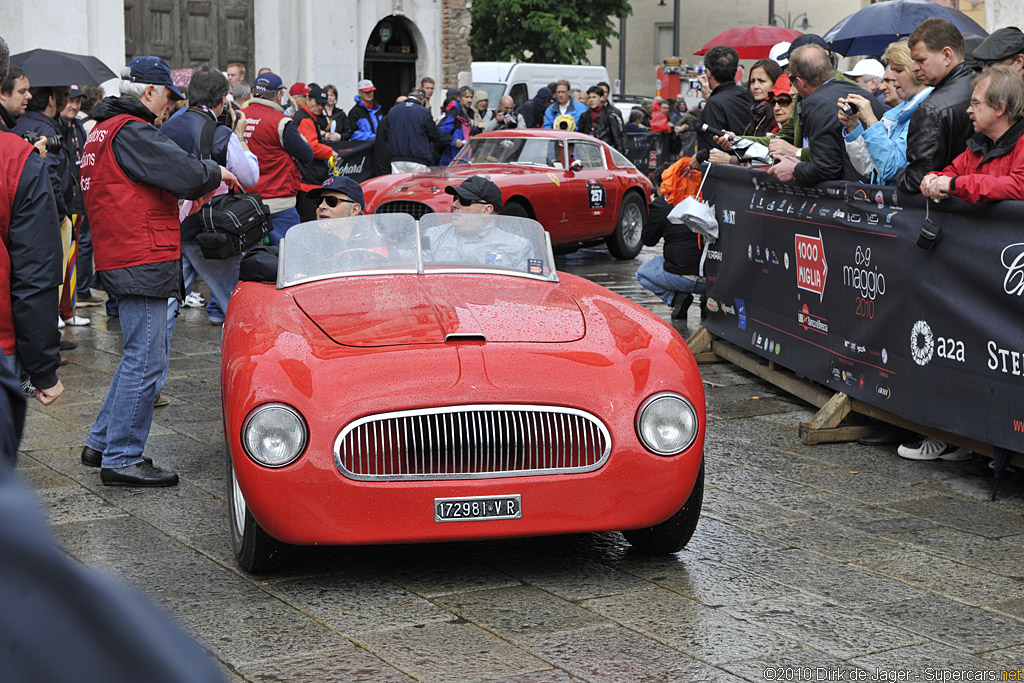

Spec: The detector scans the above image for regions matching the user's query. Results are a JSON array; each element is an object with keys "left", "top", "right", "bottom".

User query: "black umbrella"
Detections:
[
  {"left": 10, "top": 49, "right": 116, "bottom": 87},
  {"left": 823, "top": 0, "right": 987, "bottom": 56}
]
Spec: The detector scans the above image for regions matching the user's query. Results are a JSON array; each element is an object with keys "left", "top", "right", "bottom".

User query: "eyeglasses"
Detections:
[
  {"left": 455, "top": 196, "right": 487, "bottom": 207},
  {"left": 771, "top": 95, "right": 793, "bottom": 106},
  {"left": 317, "top": 195, "right": 355, "bottom": 208},
  {"left": 968, "top": 99, "right": 989, "bottom": 108}
]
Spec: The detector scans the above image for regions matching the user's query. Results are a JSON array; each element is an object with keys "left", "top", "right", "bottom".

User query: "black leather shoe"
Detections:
[
  {"left": 100, "top": 461, "right": 178, "bottom": 487},
  {"left": 670, "top": 292, "right": 694, "bottom": 319},
  {"left": 82, "top": 446, "right": 153, "bottom": 468}
]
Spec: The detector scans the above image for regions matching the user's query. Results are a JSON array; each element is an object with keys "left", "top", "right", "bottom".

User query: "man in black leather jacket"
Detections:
[
  {"left": 578, "top": 86, "right": 624, "bottom": 152},
  {"left": 691, "top": 46, "right": 752, "bottom": 168},
  {"left": 896, "top": 18, "right": 975, "bottom": 194}
]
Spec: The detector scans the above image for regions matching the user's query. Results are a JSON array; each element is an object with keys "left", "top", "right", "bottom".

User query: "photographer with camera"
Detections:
[
  {"left": 12, "top": 86, "right": 72, "bottom": 225},
  {"left": 483, "top": 95, "right": 525, "bottom": 132}
]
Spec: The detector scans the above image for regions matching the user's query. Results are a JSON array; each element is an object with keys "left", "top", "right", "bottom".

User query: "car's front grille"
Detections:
[
  {"left": 375, "top": 200, "right": 435, "bottom": 220},
  {"left": 334, "top": 405, "right": 611, "bottom": 481}
]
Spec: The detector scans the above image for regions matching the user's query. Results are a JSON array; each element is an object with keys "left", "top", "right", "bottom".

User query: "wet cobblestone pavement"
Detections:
[{"left": 20, "top": 245, "right": 1024, "bottom": 682}]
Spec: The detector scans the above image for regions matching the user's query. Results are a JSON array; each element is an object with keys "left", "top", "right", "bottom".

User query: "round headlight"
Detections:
[
  {"left": 636, "top": 393, "right": 699, "bottom": 456},
  {"left": 242, "top": 403, "right": 308, "bottom": 467}
]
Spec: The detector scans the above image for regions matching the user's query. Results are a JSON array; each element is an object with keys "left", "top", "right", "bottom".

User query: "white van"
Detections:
[{"left": 472, "top": 62, "right": 611, "bottom": 108}]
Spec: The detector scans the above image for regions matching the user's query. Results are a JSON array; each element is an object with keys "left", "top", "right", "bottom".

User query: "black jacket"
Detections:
[
  {"left": 0, "top": 105, "right": 15, "bottom": 132},
  {"left": 385, "top": 99, "right": 440, "bottom": 166},
  {"left": 694, "top": 82, "right": 752, "bottom": 164},
  {"left": 13, "top": 111, "right": 75, "bottom": 221},
  {"left": 89, "top": 96, "right": 221, "bottom": 299},
  {"left": 642, "top": 197, "right": 702, "bottom": 275},
  {"left": 896, "top": 62, "right": 975, "bottom": 194},
  {"left": 5, "top": 144, "right": 63, "bottom": 390},
  {"left": 578, "top": 105, "right": 624, "bottom": 152},
  {"left": 292, "top": 108, "right": 331, "bottom": 185},
  {"left": 517, "top": 90, "right": 552, "bottom": 129},
  {"left": 794, "top": 79, "right": 887, "bottom": 185}
]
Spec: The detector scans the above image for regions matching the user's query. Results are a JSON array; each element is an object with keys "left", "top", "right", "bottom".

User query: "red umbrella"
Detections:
[{"left": 694, "top": 26, "right": 803, "bottom": 59}]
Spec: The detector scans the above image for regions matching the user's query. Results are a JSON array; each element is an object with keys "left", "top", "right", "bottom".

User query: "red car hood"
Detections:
[
  {"left": 374, "top": 166, "right": 541, "bottom": 201},
  {"left": 293, "top": 275, "right": 585, "bottom": 347}
]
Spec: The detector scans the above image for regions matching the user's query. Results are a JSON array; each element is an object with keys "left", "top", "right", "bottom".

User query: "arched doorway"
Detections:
[{"left": 363, "top": 16, "right": 418, "bottom": 115}]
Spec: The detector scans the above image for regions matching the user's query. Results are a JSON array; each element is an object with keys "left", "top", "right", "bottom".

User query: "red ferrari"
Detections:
[
  {"left": 222, "top": 214, "right": 705, "bottom": 572},
  {"left": 362, "top": 129, "right": 654, "bottom": 260}
]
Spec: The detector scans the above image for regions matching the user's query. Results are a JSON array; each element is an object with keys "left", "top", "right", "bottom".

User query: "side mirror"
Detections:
[{"left": 570, "top": 159, "right": 584, "bottom": 172}]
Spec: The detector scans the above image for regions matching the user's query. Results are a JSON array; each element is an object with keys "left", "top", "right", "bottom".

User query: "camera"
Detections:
[
  {"left": 688, "top": 78, "right": 702, "bottom": 90},
  {"left": 219, "top": 102, "right": 240, "bottom": 128},
  {"left": 21, "top": 130, "right": 63, "bottom": 154},
  {"left": 841, "top": 102, "right": 859, "bottom": 116}
]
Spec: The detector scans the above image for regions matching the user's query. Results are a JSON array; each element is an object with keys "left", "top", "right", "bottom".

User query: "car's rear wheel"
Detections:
[
  {"left": 501, "top": 200, "right": 530, "bottom": 218},
  {"left": 606, "top": 193, "right": 645, "bottom": 260},
  {"left": 228, "top": 455, "right": 287, "bottom": 572},
  {"left": 622, "top": 460, "right": 704, "bottom": 555}
]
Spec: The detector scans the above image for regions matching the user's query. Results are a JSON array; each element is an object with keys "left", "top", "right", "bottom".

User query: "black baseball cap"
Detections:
[
  {"left": 308, "top": 176, "right": 364, "bottom": 207},
  {"left": 973, "top": 26, "right": 1024, "bottom": 62},
  {"left": 308, "top": 86, "right": 328, "bottom": 104},
  {"left": 445, "top": 176, "right": 503, "bottom": 211},
  {"left": 781, "top": 34, "right": 830, "bottom": 60},
  {"left": 123, "top": 56, "right": 185, "bottom": 100}
]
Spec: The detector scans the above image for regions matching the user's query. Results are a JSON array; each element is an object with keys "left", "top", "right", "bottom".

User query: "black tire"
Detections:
[
  {"left": 500, "top": 200, "right": 530, "bottom": 218},
  {"left": 622, "top": 460, "right": 704, "bottom": 555},
  {"left": 606, "top": 193, "right": 645, "bottom": 260},
  {"left": 228, "top": 455, "right": 287, "bottom": 572}
]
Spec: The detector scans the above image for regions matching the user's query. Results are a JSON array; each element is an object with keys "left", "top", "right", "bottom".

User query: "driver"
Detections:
[{"left": 424, "top": 177, "right": 534, "bottom": 271}]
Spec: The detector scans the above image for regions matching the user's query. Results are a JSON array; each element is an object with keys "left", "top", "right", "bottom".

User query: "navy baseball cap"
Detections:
[
  {"left": 253, "top": 72, "right": 283, "bottom": 93},
  {"left": 780, "top": 34, "right": 831, "bottom": 60},
  {"left": 445, "top": 176, "right": 503, "bottom": 211},
  {"left": 308, "top": 176, "right": 364, "bottom": 207},
  {"left": 124, "top": 56, "right": 184, "bottom": 100}
]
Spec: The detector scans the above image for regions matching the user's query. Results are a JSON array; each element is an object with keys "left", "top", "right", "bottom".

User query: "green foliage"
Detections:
[{"left": 470, "top": 0, "right": 632, "bottom": 64}]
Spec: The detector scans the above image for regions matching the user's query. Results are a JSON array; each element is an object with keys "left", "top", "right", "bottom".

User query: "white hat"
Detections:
[
  {"left": 769, "top": 41, "right": 791, "bottom": 68},
  {"left": 844, "top": 58, "right": 885, "bottom": 80}
]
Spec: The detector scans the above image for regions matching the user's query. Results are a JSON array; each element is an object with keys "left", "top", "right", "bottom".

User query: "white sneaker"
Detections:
[
  {"left": 183, "top": 291, "right": 207, "bottom": 308},
  {"left": 62, "top": 315, "right": 91, "bottom": 326},
  {"left": 897, "top": 437, "right": 969, "bottom": 461},
  {"left": 57, "top": 316, "right": 65, "bottom": 329}
]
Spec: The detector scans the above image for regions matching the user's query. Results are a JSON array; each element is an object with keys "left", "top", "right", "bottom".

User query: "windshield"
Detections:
[
  {"left": 449, "top": 136, "right": 567, "bottom": 169},
  {"left": 278, "top": 214, "right": 557, "bottom": 287}
]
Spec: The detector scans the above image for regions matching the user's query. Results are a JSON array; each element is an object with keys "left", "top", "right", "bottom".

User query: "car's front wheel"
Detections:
[
  {"left": 622, "top": 460, "right": 704, "bottom": 555},
  {"left": 606, "top": 193, "right": 645, "bottom": 260},
  {"left": 500, "top": 200, "right": 530, "bottom": 218},
  {"left": 228, "top": 456, "right": 287, "bottom": 572}
]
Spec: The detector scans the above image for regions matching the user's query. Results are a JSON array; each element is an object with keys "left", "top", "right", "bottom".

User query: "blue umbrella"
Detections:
[{"left": 823, "top": 0, "right": 987, "bottom": 56}]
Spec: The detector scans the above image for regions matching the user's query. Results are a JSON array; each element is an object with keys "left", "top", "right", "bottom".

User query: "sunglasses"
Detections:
[
  {"left": 455, "top": 196, "right": 487, "bottom": 207},
  {"left": 317, "top": 195, "right": 355, "bottom": 208},
  {"left": 770, "top": 95, "right": 793, "bottom": 106}
]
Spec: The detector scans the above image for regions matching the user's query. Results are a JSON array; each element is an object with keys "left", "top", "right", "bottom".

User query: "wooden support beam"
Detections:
[
  {"left": 710, "top": 339, "right": 835, "bottom": 409},
  {"left": 686, "top": 326, "right": 713, "bottom": 355},
  {"left": 799, "top": 423, "right": 878, "bottom": 446}
]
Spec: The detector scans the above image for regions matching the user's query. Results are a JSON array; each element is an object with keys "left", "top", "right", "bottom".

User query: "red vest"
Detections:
[
  {"left": 243, "top": 101, "right": 301, "bottom": 200},
  {"left": 0, "top": 133, "right": 34, "bottom": 354},
  {"left": 80, "top": 114, "right": 181, "bottom": 271}
]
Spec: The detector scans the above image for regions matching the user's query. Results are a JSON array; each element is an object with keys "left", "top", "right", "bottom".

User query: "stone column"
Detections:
[
  {"left": 986, "top": 0, "right": 1024, "bottom": 33},
  {"left": 441, "top": 0, "right": 472, "bottom": 89}
]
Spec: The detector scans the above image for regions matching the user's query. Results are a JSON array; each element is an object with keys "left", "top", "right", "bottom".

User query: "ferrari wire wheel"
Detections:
[{"left": 910, "top": 319, "right": 934, "bottom": 366}]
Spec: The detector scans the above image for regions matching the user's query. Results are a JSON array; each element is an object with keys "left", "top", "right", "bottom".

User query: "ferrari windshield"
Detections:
[
  {"left": 278, "top": 214, "right": 557, "bottom": 287},
  {"left": 449, "top": 136, "right": 567, "bottom": 168}
]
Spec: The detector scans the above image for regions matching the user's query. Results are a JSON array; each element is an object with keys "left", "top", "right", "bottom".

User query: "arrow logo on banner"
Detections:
[{"left": 795, "top": 230, "right": 828, "bottom": 302}]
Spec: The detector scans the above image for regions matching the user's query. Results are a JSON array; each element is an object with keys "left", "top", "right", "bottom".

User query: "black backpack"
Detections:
[{"left": 194, "top": 117, "right": 272, "bottom": 260}]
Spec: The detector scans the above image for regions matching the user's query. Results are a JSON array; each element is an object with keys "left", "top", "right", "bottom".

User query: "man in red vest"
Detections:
[
  {"left": 243, "top": 72, "right": 314, "bottom": 244},
  {"left": 79, "top": 56, "right": 236, "bottom": 487},
  {"left": 0, "top": 38, "right": 64, "bottom": 406}
]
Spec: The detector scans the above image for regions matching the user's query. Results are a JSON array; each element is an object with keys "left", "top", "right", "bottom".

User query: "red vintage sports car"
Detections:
[
  {"left": 362, "top": 129, "right": 654, "bottom": 260},
  {"left": 222, "top": 214, "right": 705, "bottom": 572}
]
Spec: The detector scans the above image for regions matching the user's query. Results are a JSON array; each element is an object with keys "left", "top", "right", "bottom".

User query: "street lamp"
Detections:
[{"left": 770, "top": 11, "right": 812, "bottom": 31}]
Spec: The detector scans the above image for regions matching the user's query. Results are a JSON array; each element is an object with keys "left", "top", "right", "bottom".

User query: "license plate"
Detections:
[{"left": 434, "top": 495, "right": 521, "bottom": 523}]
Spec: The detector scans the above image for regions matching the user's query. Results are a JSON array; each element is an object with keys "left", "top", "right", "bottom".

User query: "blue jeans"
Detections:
[
  {"left": 636, "top": 256, "right": 706, "bottom": 306},
  {"left": 76, "top": 213, "right": 95, "bottom": 298},
  {"left": 86, "top": 295, "right": 168, "bottom": 468},
  {"left": 268, "top": 206, "right": 301, "bottom": 246}
]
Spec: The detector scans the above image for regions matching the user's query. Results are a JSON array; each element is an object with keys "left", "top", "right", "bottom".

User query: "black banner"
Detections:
[
  {"left": 327, "top": 139, "right": 376, "bottom": 181},
  {"left": 625, "top": 132, "right": 668, "bottom": 180},
  {"left": 702, "top": 164, "right": 1024, "bottom": 453}
]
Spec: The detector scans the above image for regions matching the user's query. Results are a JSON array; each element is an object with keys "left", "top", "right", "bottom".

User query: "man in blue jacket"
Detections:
[
  {"left": 348, "top": 79, "right": 383, "bottom": 140},
  {"left": 379, "top": 88, "right": 440, "bottom": 173},
  {"left": 543, "top": 80, "right": 588, "bottom": 130}
]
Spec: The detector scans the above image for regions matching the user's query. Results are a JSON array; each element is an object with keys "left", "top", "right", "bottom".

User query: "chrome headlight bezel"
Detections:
[
  {"left": 241, "top": 403, "right": 308, "bottom": 468},
  {"left": 635, "top": 392, "right": 699, "bottom": 456}
]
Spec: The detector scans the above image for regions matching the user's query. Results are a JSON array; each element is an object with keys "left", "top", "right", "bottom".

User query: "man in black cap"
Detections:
[
  {"left": 294, "top": 85, "right": 337, "bottom": 222},
  {"left": 310, "top": 175, "right": 364, "bottom": 219},
  {"left": 424, "top": 177, "right": 533, "bottom": 271},
  {"left": 79, "top": 56, "right": 236, "bottom": 487},
  {"left": 972, "top": 26, "right": 1024, "bottom": 75}
]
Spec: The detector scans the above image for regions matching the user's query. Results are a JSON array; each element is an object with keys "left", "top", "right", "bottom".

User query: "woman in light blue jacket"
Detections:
[{"left": 838, "top": 39, "right": 933, "bottom": 185}]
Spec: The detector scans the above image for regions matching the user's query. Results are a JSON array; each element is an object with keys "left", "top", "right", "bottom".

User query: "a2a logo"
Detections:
[{"left": 910, "top": 320, "right": 965, "bottom": 366}]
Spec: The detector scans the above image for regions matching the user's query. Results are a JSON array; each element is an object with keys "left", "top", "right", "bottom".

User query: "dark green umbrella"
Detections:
[{"left": 10, "top": 49, "right": 116, "bottom": 87}]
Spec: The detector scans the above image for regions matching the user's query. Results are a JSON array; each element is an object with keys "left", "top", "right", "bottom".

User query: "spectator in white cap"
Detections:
[
  {"left": 349, "top": 78, "right": 383, "bottom": 140},
  {"left": 844, "top": 58, "right": 889, "bottom": 109},
  {"left": 769, "top": 41, "right": 791, "bottom": 70}
]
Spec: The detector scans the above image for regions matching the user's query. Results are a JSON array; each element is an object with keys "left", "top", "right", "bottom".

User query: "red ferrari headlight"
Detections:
[{"left": 635, "top": 392, "right": 699, "bottom": 456}]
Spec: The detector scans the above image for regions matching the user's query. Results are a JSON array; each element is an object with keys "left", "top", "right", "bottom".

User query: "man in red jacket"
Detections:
[
  {"left": 79, "top": 56, "right": 236, "bottom": 486},
  {"left": 920, "top": 65, "right": 1024, "bottom": 202},
  {"left": 293, "top": 85, "right": 336, "bottom": 222}
]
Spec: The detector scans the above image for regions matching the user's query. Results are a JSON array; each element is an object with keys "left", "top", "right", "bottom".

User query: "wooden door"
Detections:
[{"left": 125, "top": 0, "right": 254, "bottom": 74}]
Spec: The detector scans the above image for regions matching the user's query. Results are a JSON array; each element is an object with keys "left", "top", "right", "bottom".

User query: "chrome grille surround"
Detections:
[
  {"left": 334, "top": 404, "right": 612, "bottom": 481},
  {"left": 374, "top": 200, "right": 435, "bottom": 220}
]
